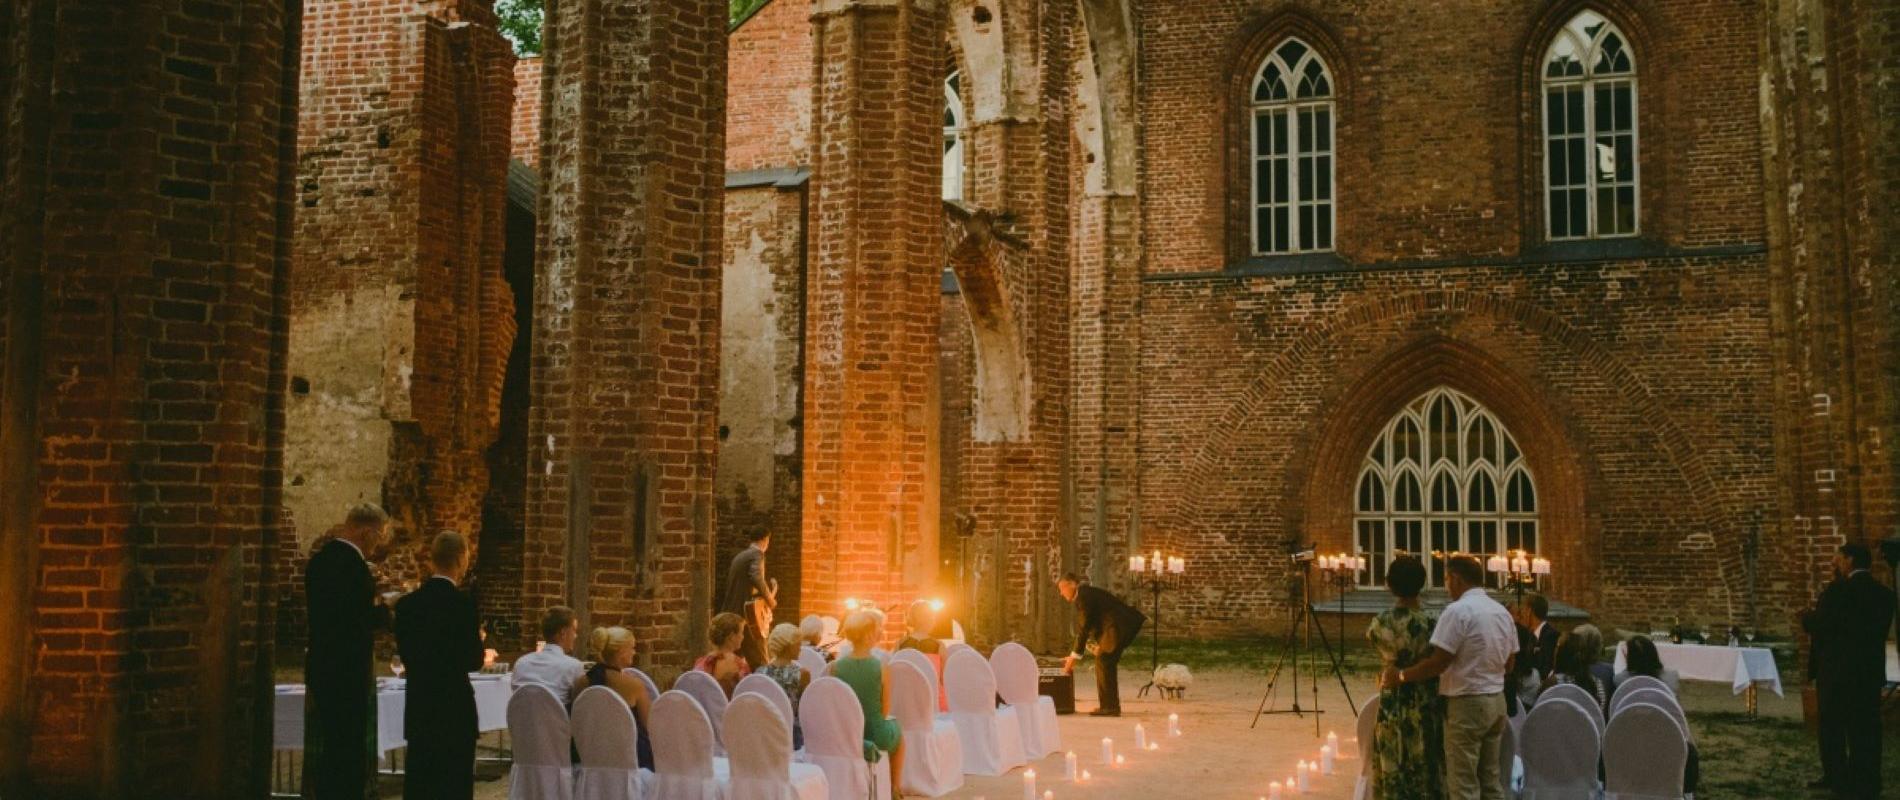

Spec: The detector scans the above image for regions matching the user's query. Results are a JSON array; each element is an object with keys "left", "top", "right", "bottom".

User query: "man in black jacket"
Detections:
[
  {"left": 1058, "top": 573, "right": 1146, "bottom": 716},
  {"left": 719, "top": 528, "right": 776, "bottom": 668},
  {"left": 395, "top": 530, "right": 485, "bottom": 800},
  {"left": 303, "top": 503, "right": 392, "bottom": 800},
  {"left": 1802, "top": 542, "right": 1896, "bottom": 799},
  {"left": 1519, "top": 593, "right": 1559, "bottom": 676}
]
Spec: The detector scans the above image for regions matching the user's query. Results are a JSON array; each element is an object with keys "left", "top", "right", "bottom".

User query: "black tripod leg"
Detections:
[
  {"left": 1250, "top": 619, "right": 1304, "bottom": 728},
  {"left": 1308, "top": 606, "right": 1358, "bottom": 713}
]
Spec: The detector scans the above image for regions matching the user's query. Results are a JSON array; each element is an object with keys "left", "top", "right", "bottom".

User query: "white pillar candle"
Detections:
[
  {"left": 1080, "top": 770, "right": 1091, "bottom": 783},
  {"left": 1023, "top": 769, "right": 1036, "bottom": 800},
  {"left": 1134, "top": 723, "right": 1146, "bottom": 749},
  {"left": 1101, "top": 737, "right": 1113, "bottom": 764},
  {"left": 1326, "top": 730, "right": 1339, "bottom": 754},
  {"left": 1268, "top": 782, "right": 1283, "bottom": 800},
  {"left": 1168, "top": 712, "right": 1181, "bottom": 736},
  {"left": 1320, "top": 745, "right": 1335, "bottom": 775},
  {"left": 1064, "top": 751, "right": 1077, "bottom": 780},
  {"left": 1043, "top": 793, "right": 1054, "bottom": 800},
  {"left": 1285, "top": 775, "right": 1296, "bottom": 795},
  {"left": 1296, "top": 761, "right": 1310, "bottom": 793},
  {"left": 1115, "top": 755, "right": 1126, "bottom": 768}
]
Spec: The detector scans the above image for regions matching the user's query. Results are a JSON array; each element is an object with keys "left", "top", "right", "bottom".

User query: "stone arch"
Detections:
[
  {"left": 1162, "top": 290, "right": 1742, "bottom": 620},
  {"left": 1076, "top": 0, "right": 1136, "bottom": 195},
  {"left": 944, "top": 208, "right": 1030, "bottom": 442}
]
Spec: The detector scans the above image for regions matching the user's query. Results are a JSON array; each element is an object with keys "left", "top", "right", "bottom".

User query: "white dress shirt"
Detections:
[
  {"left": 1429, "top": 588, "right": 1519, "bottom": 696},
  {"left": 512, "top": 643, "right": 584, "bottom": 701}
]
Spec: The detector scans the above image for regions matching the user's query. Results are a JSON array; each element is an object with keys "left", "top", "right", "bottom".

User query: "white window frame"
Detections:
[
  {"left": 944, "top": 71, "right": 966, "bottom": 202},
  {"left": 1249, "top": 39, "right": 1335, "bottom": 255},
  {"left": 1541, "top": 11, "right": 1639, "bottom": 240}
]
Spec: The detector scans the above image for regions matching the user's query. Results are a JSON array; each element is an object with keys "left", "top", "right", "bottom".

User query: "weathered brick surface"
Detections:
[
  {"left": 727, "top": 0, "right": 812, "bottom": 172},
  {"left": 511, "top": 56, "right": 541, "bottom": 167},
  {"left": 523, "top": 0, "right": 729, "bottom": 668},
  {"left": 0, "top": 0, "right": 299, "bottom": 794}
]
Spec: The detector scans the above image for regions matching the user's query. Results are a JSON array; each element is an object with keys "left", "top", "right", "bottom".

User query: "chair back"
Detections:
[
  {"left": 888, "top": 660, "right": 936, "bottom": 734},
  {"left": 1520, "top": 697, "right": 1602, "bottom": 794},
  {"left": 724, "top": 693, "right": 794, "bottom": 781},
  {"left": 1355, "top": 694, "right": 1379, "bottom": 777},
  {"left": 1537, "top": 682, "right": 1604, "bottom": 733},
  {"left": 1497, "top": 707, "right": 1518, "bottom": 796},
  {"left": 509, "top": 684, "right": 573, "bottom": 768},
  {"left": 1612, "top": 687, "right": 1688, "bottom": 741},
  {"left": 572, "top": 686, "right": 641, "bottom": 769},
  {"left": 989, "top": 642, "right": 1040, "bottom": 707},
  {"left": 1602, "top": 702, "right": 1688, "bottom": 798},
  {"left": 1609, "top": 674, "right": 1666, "bottom": 710},
  {"left": 735, "top": 672, "right": 797, "bottom": 739},
  {"left": 624, "top": 667, "right": 661, "bottom": 704},
  {"left": 798, "top": 646, "right": 829, "bottom": 681},
  {"left": 944, "top": 647, "right": 1000, "bottom": 715},
  {"left": 674, "top": 669, "right": 730, "bottom": 751},
  {"left": 801, "top": 677, "right": 869, "bottom": 761},
  {"left": 942, "top": 641, "right": 975, "bottom": 660},
  {"left": 651, "top": 690, "right": 717, "bottom": 779},
  {"left": 892, "top": 649, "right": 936, "bottom": 693}
]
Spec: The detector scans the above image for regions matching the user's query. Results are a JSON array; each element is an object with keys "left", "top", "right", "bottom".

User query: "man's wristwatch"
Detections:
[
  {"left": 1069, "top": 652, "right": 1083, "bottom": 660},
  {"left": 1396, "top": 669, "right": 1407, "bottom": 684}
]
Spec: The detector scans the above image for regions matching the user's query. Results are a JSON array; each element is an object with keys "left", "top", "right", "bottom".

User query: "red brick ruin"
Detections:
[{"left": 2, "top": 0, "right": 1896, "bottom": 794}]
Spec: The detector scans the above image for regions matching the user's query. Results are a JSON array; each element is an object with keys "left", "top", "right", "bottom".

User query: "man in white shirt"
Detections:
[
  {"left": 1382, "top": 555, "right": 1517, "bottom": 800},
  {"left": 512, "top": 606, "right": 584, "bottom": 703}
]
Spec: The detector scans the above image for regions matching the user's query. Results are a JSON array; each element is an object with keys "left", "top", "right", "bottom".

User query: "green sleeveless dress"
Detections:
[{"left": 832, "top": 653, "right": 902, "bottom": 759}]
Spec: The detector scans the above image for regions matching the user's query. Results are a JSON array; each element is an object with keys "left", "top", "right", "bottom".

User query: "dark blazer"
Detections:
[
  {"left": 719, "top": 545, "right": 769, "bottom": 617},
  {"left": 1805, "top": 570, "right": 1897, "bottom": 687},
  {"left": 1530, "top": 621, "right": 1560, "bottom": 676},
  {"left": 394, "top": 577, "right": 484, "bottom": 740},
  {"left": 1072, "top": 584, "right": 1146, "bottom": 656},
  {"left": 303, "top": 538, "right": 388, "bottom": 799}
]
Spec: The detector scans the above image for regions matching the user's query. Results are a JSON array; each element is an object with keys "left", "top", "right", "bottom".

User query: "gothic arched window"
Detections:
[
  {"left": 1354, "top": 388, "right": 1539, "bottom": 588},
  {"left": 1542, "top": 10, "right": 1637, "bottom": 240},
  {"left": 1250, "top": 39, "right": 1334, "bottom": 254},
  {"left": 944, "top": 71, "right": 966, "bottom": 202}
]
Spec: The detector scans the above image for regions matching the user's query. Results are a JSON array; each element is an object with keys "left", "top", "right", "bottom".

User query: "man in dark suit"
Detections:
[
  {"left": 719, "top": 528, "right": 776, "bottom": 668},
  {"left": 394, "top": 530, "right": 485, "bottom": 800},
  {"left": 1058, "top": 573, "right": 1146, "bottom": 716},
  {"left": 303, "top": 503, "right": 393, "bottom": 800},
  {"left": 1802, "top": 542, "right": 1896, "bottom": 799},
  {"left": 1520, "top": 593, "right": 1559, "bottom": 676}
]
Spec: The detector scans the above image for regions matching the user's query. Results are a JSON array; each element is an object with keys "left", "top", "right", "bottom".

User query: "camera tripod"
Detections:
[{"left": 1250, "top": 552, "right": 1358, "bottom": 735}]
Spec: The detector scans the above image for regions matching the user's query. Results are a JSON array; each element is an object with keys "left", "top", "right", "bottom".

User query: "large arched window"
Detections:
[
  {"left": 1250, "top": 39, "right": 1334, "bottom": 254},
  {"left": 1542, "top": 10, "right": 1637, "bottom": 240},
  {"left": 1354, "top": 388, "right": 1539, "bottom": 588},
  {"left": 944, "top": 71, "right": 966, "bottom": 202}
]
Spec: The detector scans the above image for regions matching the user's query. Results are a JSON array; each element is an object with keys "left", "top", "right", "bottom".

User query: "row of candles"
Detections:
[
  {"left": 1015, "top": 714, "right": 1348, "bottom": 799},
  {"left": 1127, "top": 551, "right": 1186, "bottom": 574}
]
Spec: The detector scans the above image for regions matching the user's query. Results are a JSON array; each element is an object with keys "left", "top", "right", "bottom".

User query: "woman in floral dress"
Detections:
[{"left": 1365, "top": 554, "right": 1445, "bottom": 800}]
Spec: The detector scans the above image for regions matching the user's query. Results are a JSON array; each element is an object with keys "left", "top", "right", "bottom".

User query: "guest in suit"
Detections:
[
  {"left": 577, "top": 625, "right": 655, "bottom": 769},
  {"left": 302, "top": 503, "right": 393, "bottom": 800},
  {"left": 512, "top": 606, "right": 585, "bottom": 703},
  {"left": 1519, "top": 593, "right": 1559, "bottom": 677},
  {"left": 1057, "top": 573, "right": 1146, "bottom": 716},
  {"left": 394, "top": 530, "right": 485, "bottom": 800},
  {"left": 1802, "top": 542, "right": 1896, "bottom": 799},
  {"left": 719, "top": 528, "right": 776, "bottom": 669}
]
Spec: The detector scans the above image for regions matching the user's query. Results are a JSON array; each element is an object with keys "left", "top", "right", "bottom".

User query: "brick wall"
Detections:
[
  {"left": 511, "top": 56, "right": 541, "bottom": 167},
  {"left": 726, "top": 0, "right": 812, "bottom": 172}
]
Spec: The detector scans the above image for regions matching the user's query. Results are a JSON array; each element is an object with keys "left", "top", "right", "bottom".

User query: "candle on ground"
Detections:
[
  {"left": 1043, "top": 792, "right": 1054, "bottom": 800},
  {"left": 1326, "top": 730, "right": 1339, "bottom": 754},
  {"left": 1268, "top": 782, "right": 1283, "bottom": 800},
  {"left": 1134, "top": 723, "right": 1146, "bottom": 749},
  {"left": 1064, "top": 751, "right": 1078, "bottom": 780},
  {"left": 1080, "top": 770, "right": 1092, "bottom": 783},
  {"left": 1320, "top": 744, "right": 1335, "bottom": 775},
  {"left": 1146, "top": 741, "right": 1158, "bottom": 751},
  {"left": 1101, "top": 737, "right": 1113, "bottom": 764},
  {"left": 1285, "top": 776, "right": 1296, "bottom": 795},
  {"left": 1168, "top": 712, "right": 1181, "bottom": 736},
  {"left": 1296, "top": 760, "right": 1310, "bottom": 793},
  {"left": 1115, "top": 755, "right": 1126, "bottom": 768},
  {"left": 1023, "top": 769, "right": 1036, "bottom": 800}
]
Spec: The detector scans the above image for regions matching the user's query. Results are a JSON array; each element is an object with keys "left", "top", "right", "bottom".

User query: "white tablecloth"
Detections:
[
  {"left": 275, "top": 674, "right": 512, "bottom": 752},
  {"left": 1614, "top": 641, "right": 1782, "bottom": 696}
]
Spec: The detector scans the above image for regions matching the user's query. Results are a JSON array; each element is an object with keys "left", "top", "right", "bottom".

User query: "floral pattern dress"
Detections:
[{"left": 1366, "top": 606, "right": 1446, "bottom": 800}]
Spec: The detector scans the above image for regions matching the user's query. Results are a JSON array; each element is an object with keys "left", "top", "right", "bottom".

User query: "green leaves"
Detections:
[{"left": 494, "top": 0, "right": 776, "bottom": 56}]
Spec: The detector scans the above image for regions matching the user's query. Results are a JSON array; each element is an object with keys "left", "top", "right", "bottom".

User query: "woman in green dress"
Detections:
[
  {"left": 1365, "top": 554, "right": 1445, "bottom": 800},
  {"left": 832, "top": 609, "right": 904, "bottom": 792}
]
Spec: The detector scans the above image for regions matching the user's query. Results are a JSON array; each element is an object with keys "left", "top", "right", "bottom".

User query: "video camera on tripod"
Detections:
[{"left": 1251, "top": 541, "right": 1358, "bottom": 733}]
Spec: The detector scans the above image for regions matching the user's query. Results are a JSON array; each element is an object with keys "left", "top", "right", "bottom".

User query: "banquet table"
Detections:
[
  {"left": 274, "top": 673, "right": 513, "bottom": 753},
  {"left": 1614, "top": 641, "right": 1781, "bottom": 713}
]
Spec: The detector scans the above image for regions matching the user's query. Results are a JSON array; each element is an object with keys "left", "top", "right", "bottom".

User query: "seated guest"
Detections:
[
  {"left": 894, "top": 600, "right": 942, "bottom": 654},
  {"left": 695, "top": 612, "right": 752, "bottom": 695},
  {"left": 1614, "top": 635, "right": 1681, "bottom": 695},
  {"left": 758, "top": 623, "right": 812, "bottom": 748},
  {"left": 1541, "top": 624, "right": 1612, "bottom": 717},
  {"left": 579, "top": 626, "right": 654, "bottom": 769},
  {"left": 512, "top": 606, "right": 584, "bottom": 702},
  {"left": 799, "top": 614, "right": 828, "bottom": 658},
  {"left": 1506, "top": 623, "right": 1542, "bottom": 718},
  {"left": 834, "top": 611, "right": 903, "bottom": 777}
]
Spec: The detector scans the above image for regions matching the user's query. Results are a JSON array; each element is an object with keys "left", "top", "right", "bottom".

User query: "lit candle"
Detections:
[
  {"left": 1023, "top": 769, "right": 1037, "bottom": 800},
  {"left": 1115, "top": 755, "right": 1125, "bottom": 768},
  {"left": 1044, "top": 793, "right": 1054, "bottom": 800},
  {"left": 1320, "top": 744, "right": 1335, "bottom": 775},
  {"left": 1268, "top": 782, "right": 1283, "bottom": 800},
  {"left": 1129, "top": 555, "right": 1145, "bottom": 573},
  {"left": 1168, "top": 712, "right": 1180, "bottom": 736},
  {"left": 1486, "top": 555, "right": 1507, "bottom": 573},
  {"left": 1326, "top": 730, "right": 1339, "bottom": 755},
  {"left": 1080, "top": 770, "right": 1091, "bottom": 783},
  {"left": 1532, "top": 557, "right": 1551, "bottom": 575},
  {"left": 1286, "top": 775, "right": 1297, "bottom": 795},
  {"left": 1146, "top": 741, "right": 1159, "bottom": 751},
  {"left": 1101, "top": 737, "right": 1113, "bottom": 764},
  {"left": 1297, "top": 760, "right": 1310, "bottom": 793},
  {"left": 1064, "top": 751, "right": 1077, "bottom": 780},
  {"left": 1134, "top": 723, "right": 1146, "bottom": 749},
  {"left": 1512, "top": 555, "right": 1529, "bottom": 574},
  {"left": 1169, "top": 556, "right": 1185, "bottom": 574}
]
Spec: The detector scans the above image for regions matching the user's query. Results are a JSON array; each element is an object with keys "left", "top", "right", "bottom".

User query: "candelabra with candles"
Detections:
[
  {"left": 1129, "top": 550, "right": 1185, "bottom": 699},
  {"left": 1316, "top": 553, "right": 1367, "bottom": 685},
  {"left": 1485, "top": 550, "right": 1552, "bottom": 606}
]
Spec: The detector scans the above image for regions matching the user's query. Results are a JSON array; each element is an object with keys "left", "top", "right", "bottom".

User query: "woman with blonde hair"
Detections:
[
  {"left": 759, "top": 623, "right": 813, "bottom": 747},
  {"left": 833, "top": 610, "right": 903, "bottom": 788},
  {"left": 578, "top": 626, "right": 654, "bottom": 768},
  {"left": 695, "top": 612, "right": 752, "bottom": 695}
]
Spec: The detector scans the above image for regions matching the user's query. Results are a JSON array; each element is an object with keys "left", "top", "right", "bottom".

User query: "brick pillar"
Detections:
[
  {"left": 0, "top": 1, "right": 299, "bottom": 796},
  {"left": 524, "top": 0, "right": 728, "bottom": 666},
  {"left": 803, "top": 0, "right": 946, "bottom": 631}
]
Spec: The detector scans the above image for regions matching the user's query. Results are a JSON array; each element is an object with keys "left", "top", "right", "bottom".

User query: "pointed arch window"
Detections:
[
  {"left": 944, "top": 71, "right": 966, "bottom": 202},
  {"left": 1250, "top": 39, "right": 1334, "bottom": 254},
  {"left": 1353, "top": 388, "right": 1540, "bottom": 588},
  {"left": 1542, "top": 10, "right": 1638, "bottom": 240}
]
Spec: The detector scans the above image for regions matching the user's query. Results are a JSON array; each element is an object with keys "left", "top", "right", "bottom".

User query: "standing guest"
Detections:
[
  {"left": 894, "top": 600, "right": 943, "bottom": 654},
  {"left": 1540, "top": 625, "right": 1611, "bottom": 718},
  {"left": 1057, "top": 573, "right": 1146, "bottom": 717},
  {"left": 513, "top": 606, "right": 585, "bottom": 703},
  {"left": 302, "top": 503, "right": 393, "bottom": 800},
  {"left": 577, "top": 626, "right": 655, "bottom": 769},
  {"left": 1802, "top": 542, "right": 1895, "bottom": 799},
  {"left": 696, "top": 612, "right": 753, "bottom": 695},
  {"left": 1382, "top": 555, "right": 1516, "bottom": 800},
  {"left": 759, "top": 623, "right": 813, "bottom": 748},
  {"left": 1504, "top": 624, "right": 1541, "bottom": 719},
  {"left": 394, "top": 531, "right": 485, "bottom": 800},
  {"left": 834, "top": 611, "right": 904, "bottom": 782},
  {"left": 719, "top": 528, "right": 777, "bottom": 670},
  {"left": 1613, "top": 635, "right": 1680, "bottom": 695},
  {"left": 1365, "top": 555, "right": 1444, "bottom": 800},
  {"left": 1519, "top": 593, "right": 1559, "bottom": 676}
]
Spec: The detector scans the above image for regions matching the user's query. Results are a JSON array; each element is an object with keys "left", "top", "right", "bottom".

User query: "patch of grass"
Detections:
[{"left": 1688, "top": 709, "right": 1900, "bottom": 798}]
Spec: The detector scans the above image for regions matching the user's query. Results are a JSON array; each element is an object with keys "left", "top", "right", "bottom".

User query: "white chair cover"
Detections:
[
  {"left": 942, "top": 641, "right": 974, "bottom": 660},
  {"left": 990, "top": 642, "right": 1060, "bottom": 758},
  {"left": 890, "top": 661, "right": 963, "bottom": 797},
  {"left": 950, "top": 620, "right": 966, "bottom": 642},
  {"left": 1498, "top": 706, "right": 1521, "bottom": 798},
  {"left": 626, "top": 668, "right": 662, "bottom": 705},
  {"left": 572, "top": 686, "right": 647, "bottom": 800},
  {"left": 674, "top": 670, "right": 730, "bottom": 756},
  {"left": 725, "top": 693, "right": 829, "bottom": 800},
  {"left": 892, "top": 649, "right": 935, "bottom": 685},
  {"left": 943, "top": 647, "right": 1026, "bottom": 776},
  {"left": 1352, "top": 694, "right": 1379, "bottom": 800},
  {"left": 1519, "top": 697, "right": 1601, "bottom": 800},
  {"left": 802, "top": 677, "right": 894, "bottom": 800},
  {"left": 1602, "top": 702, "right": 1688, "bottom": 800},
  {"left": 1536, "top": 682, "right": 1604, "bottom": 733},
  {"left": 1611, "top": 687, "right": 1688, "bottom": 743},
  {"left": 649, "top": 690, "right": 724, "bottom": 800},
  {"left": 798, "top": 647, "right": 829, "bottom": 682},
  {"left": 736, "top": 673, "right": 799, "bottom": 753},
  {"left": 871, "top": 647, "right": 891, "bottom": 664},
  {"left": 508, "top": 684, "right": 576, "bottom": 800},
  {"left": 1608, "top": 675, "right": 1666, "bottom": 712}
]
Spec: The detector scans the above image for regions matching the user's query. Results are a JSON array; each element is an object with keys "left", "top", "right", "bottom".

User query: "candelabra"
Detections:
[
  {"left": 1128, "top": 551, "right": 1185, "bottom": 699},
  {"left": 1316, "top": 554, "right": 1367, "bottom": 672},
  {"left": 1485, "top": 550, "right": 1551, "bottom": 606}
]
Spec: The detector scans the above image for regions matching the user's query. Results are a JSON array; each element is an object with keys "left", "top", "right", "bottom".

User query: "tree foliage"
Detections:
[{"left": 493, "top": 0, "right": 776, "bottom": 56}]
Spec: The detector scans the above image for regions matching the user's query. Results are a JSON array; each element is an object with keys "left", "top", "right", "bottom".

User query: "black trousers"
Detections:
[
  {"left": 306, "top": 683, "right": 374, "bottom": 800},
  {"left": 1094, "top": 619, "right": 1143, "bottom": 712},
  {"left": 1817, "top": 678, "right": 1883, "bottom": 799},
  {"left": 404, "top": 710, "right": 477, "bottom": 800}
]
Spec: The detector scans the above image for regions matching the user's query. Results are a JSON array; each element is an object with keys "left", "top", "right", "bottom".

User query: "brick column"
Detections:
[
  {"left": 803, "top": 0, "right": 946, "bottom": 629},
  {"left": 524, "top": 0, "right": 728, "bottom": 666},
  {"left": 0, "top": 1, "right": 299, "bottom": 796}
]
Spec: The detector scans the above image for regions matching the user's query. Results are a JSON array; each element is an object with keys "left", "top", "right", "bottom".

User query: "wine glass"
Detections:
[{"left": 390, "top": 655, "right": 405, "bottom": 680}]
